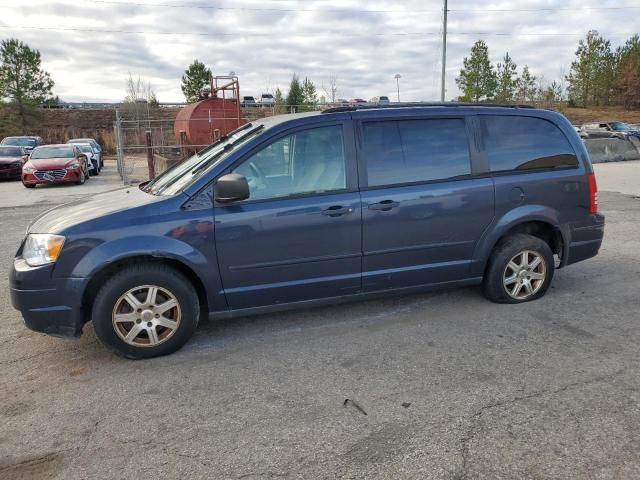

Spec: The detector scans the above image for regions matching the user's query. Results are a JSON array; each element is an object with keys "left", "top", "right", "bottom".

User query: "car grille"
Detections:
[{"left": 34, "top": 169, "right": 67, "bottom": 180}]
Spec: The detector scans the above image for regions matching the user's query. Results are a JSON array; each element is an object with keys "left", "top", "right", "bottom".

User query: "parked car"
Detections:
[
  {"left": 21, "top": 144, "right": 90, "bottom": 188},
  {"left": 581, "top": 121, "right": 640, "bottom": 139},
  {"left": 258, "top": 93, "right": 275, "bottom": 106},
  {"left": 349, "top": 98, "right": 367, "bottom": 104},
  {"left": 70, "top": 142, "right": 100, "bottom": 175},
  {"left": 10, "top": 104, "right": 604, "bottom": 359},
  {"left": 573, "top": 125, "right": 588, "bottom": 139},
  {"left": 1, "top": 136, "right": 44, "bottom": 152},
  {"left": 241, "top": 96, "right": 256, "bottom": 107},
  {"left": 369, "top": 96, "right": 391, "bottom": 105},
  {"left": 0, "top": 146, "right": 29, "bottom": 180},
  {"left": 68, "top": 138, "right": 103, "bottom": 169}
]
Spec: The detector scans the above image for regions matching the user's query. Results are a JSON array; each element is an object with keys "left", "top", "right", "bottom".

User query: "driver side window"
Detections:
[{"left": 233, "top": 125, "right": 346, "bottom": 201}]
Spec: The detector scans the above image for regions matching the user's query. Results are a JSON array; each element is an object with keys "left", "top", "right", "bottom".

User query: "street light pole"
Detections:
[
  {"left": 394, "top": 73, "right": 401, "bottom": 102},
  {"left": 440, "top": 0, "right": 448, "bottom": 102}
]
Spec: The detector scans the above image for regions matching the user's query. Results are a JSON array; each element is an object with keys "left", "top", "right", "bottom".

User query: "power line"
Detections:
[
  {"left": 0, "top": 25, "right": 636, "bottom": 37},
  {"left": 42, "top": 0, "right": 640, "bottom": 14}
]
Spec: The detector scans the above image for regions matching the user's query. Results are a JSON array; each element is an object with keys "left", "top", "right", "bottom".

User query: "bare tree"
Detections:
[
  {"left": 122, "top": 73, "right": 158, "bottom": 123},
  {"left": 322, "top": 75, "right": 338, "bottom": 104}
]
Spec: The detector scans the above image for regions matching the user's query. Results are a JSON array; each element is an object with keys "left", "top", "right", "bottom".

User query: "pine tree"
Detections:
[
  {"left": 181, "top": 60, "right": 212, "bottom": 103},
  {"left": 456, "top": 40, "right": 496, "bottom": 102},
  {"left": 517, "top": 66, "right": 537, "bottom": 102},
  {"left": 0, "top": 38, "right": 54, "bottom": 129},
  {"left": 273, "top": 87, "right": 285, "bottom": 114},
  {"left": 494, "top": 52, "right": 518, "bottom": 103},
  {"left": 301, "top": 77, "right": 317, "bottom": 111},
  {"left": 285, "top": 74, "right": 304, "bottom": 112}
]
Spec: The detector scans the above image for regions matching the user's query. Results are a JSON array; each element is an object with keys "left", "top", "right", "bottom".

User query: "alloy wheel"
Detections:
[
  {"left": 503, "top": 250, "right": 547, "bottom": 300},
  {"left": 112, "top": 285, "right": 182, "bottom": 347}
]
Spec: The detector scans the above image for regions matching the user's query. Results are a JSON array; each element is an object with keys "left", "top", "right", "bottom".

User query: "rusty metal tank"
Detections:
[{"left": 174, "top": 97, "right": 247, "bottom": 148}]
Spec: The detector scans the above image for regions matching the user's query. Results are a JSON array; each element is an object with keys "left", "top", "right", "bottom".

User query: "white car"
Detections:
[
  {"left": 68, "top": 138, "right": 102, "bottom": 169},
  {"left": 70, "top": 143, "right": 100, "bottom": 175},
  {"left": 258, "top": 93, "right": 275, "bottom": 106}
]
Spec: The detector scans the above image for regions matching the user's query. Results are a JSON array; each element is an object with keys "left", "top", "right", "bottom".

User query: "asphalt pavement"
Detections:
[{"left": 0, "top": 161, "right": 639, "bottom": 479}]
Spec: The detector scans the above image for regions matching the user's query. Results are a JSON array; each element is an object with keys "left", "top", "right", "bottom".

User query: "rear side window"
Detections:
[
  {"left": 363, "top": 118, "right": 471, "bottom": 187},
  {"left": 484, "top": 116, "right": 578, "bottom": 172}
]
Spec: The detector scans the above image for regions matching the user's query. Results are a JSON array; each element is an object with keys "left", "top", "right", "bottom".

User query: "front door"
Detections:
[
  {"left": 214, "top": 122, "right": 362, "bottom": 310},
  {"left": 358, "top": 116, "right": 494, "bottom": 291}
]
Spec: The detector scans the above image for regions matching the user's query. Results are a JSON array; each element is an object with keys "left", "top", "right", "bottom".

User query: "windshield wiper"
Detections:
[{"left": 190, "top": 124, "right": 264, "bottom": 176}]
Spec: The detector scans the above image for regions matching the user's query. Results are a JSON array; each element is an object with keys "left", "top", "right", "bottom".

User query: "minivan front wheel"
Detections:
[
  {"left": 92, "top": 264, "right": 199, "bottom": 359},
  {"left": 483, "top": 234, "right": 554, "bottom": 303}
]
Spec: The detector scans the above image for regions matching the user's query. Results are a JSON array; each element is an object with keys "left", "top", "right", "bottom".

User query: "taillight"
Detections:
[{"left": 588, "top": 173, "right": 598, "bottom": 214}]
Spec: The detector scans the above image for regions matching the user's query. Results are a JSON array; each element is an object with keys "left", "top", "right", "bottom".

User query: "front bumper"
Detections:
[
  {"left": 22, "top": 169, "right": 82, "bottom": 186},
  {"left": 10, "top": 258, "right": 86, "bottom": 337},
  {"left": 565, "top": 213, "right": 605, "bottom": 266}
]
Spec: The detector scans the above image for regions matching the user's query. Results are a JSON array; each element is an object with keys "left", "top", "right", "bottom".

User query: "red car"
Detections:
[
  {"left": 22, "top": 144, "right": 90, "bottom": 188},
  {"left": 0, "top": 146, "right": 28, "bottom": 180}
]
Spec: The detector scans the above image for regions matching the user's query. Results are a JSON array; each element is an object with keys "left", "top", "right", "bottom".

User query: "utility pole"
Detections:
[
  {"left": 440, "top": 0, "right": 448, "bottom": 102},
  {"left": 394, "top": 73, "right": 401, "bottom": 102}
]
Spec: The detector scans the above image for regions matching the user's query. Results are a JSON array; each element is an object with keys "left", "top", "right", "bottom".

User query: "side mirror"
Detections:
[{"left": 215, "top": 173, "right": 250, "bottom": 203}]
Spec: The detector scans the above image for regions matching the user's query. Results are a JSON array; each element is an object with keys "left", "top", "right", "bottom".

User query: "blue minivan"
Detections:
[{"left": 10, "top": 104, "right": 605, "bottom": 358}]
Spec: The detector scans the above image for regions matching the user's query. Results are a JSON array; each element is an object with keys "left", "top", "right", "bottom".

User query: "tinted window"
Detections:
[
  {"left": 2, "top": 137, "right": 36, "bottom": 147},
  {"left": 0, "top": 146, "right": 23, "bottom": 156},
  {"left": 484, "top": 116, "right": 578, "bottom": 172},
  {"left": 233, "top": 125, "right": 346, "bottom": 200},
  {"left": 363, "top": 118, "right": 471, "bottom": 186}
]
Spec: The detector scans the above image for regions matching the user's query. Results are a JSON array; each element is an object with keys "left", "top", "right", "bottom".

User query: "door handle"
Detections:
[
  {"left": 368, "top": 200, "right": 400, "bottom": 211},
  {"left": 321, "top": 205, "right": 354, "bottom": 217}
]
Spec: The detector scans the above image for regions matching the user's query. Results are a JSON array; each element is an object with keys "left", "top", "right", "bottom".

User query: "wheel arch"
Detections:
[
  {"left": 473, "top": 207, "right": 570, "bottom": 275},
  {"left": 81, "top": 254, "right": 209, "bottom": 325}
]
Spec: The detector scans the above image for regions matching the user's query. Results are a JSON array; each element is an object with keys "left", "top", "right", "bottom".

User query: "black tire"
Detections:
[
  {"left": 23, "top": 183, "right": 35, "bottom": 188},
  {"left": 92, "top": 264, "right": 200, "bottom": 359},
  {"left": 483, "top": 233, "right": 554, "bottom": 304},
  {"left": 76, "top": 169, "right": 86, "bottom": 185}
]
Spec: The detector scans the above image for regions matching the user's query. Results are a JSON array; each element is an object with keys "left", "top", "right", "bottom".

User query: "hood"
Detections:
[
  {"left": 28, "top": 157, "right": 77, "bottom": 170},
  {"left": 0, "top": 155, "right": 22, "bottom": 164},
  {"left": 28, "top": 186, "right": 174, "bottom": 234}
]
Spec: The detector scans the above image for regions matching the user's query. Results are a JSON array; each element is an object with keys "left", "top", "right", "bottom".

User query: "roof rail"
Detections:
[{"left": 321, "top": 102, "right": 535, "bottom": 114}]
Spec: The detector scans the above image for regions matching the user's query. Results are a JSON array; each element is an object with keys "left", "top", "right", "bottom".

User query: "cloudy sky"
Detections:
[{"left": 0, "top": 0, "right": 637, "bottom": 103}]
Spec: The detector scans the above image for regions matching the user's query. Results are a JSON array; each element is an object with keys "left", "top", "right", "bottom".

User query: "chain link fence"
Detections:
[{"left": 113, "top": 104, "right": 329, "bottom": 185}]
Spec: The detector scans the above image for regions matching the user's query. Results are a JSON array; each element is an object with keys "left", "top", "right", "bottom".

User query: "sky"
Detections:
[{"left": 0, "top": 0, "right": 637, "bottom": 103}]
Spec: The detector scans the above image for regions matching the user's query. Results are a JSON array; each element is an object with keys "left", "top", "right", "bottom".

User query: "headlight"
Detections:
[
  {"left": 22, "top": 234, "right": 65, "bottom": 267},
  {"left": 67, "top": 161, "right": 80, "bottom": 169},
  {"left": 23, "top": 163, "right": 35, "bottom": 173}
]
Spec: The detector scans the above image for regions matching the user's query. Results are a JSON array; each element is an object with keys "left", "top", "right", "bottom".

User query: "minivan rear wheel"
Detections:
[
  {"left": 483, "top": 234, "right": 554, "bottom": 304},
  {"left": 92, "top": 264, "right": 199, "bottom": 359}
]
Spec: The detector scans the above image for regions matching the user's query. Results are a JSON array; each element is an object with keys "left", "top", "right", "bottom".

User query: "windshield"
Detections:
[
  {"left": 144, "top": 123, "right": 264, "bottom": 196},
  {"left": 610, "top": 122, "right": 631, "bottom": 131},
  {"left": 2, "top": 137, "right": 36, "bottom": 147},
  {"left": 75, "top": 144, "right": 93, "bottom": 153},
  {"left": 31, "top": 146, "right": 75, "bottom": 159},
  {"left": 0, "top": 146, "right": 23, "bottom": 156}
]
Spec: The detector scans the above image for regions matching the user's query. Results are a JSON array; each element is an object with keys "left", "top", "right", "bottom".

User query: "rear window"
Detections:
[
  {"left": 362, "top": 118, "right": 471, "bottom": 187},
  {"left": 484, "top": 116, "right": 578, "bottom": 172}
]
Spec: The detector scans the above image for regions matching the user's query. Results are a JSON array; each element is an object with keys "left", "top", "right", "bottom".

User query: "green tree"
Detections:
[
  {"left": 614, "top": 34, "right": 640, "bottom": 109},
  {"left": 494, "top": 52, "right": 518, "bottom": 103},
  {"left": 0, "top": 38, "right": 54, "bottom": 129},
  {"left": 516, "top": 66, "right": 536, "bottom": 102},
  {"left": 181, "top": 59, "right": 212, "bottom": 103},
  {"left": 301, "top": 77, "right": 317, "bottom": 111},
  {"left": 456, "top": 40, "right": 496, "bottom": 102},
  {"left": 566, "top": 31, "right": 615, "bottom": 107},
  {"left": 285, "top": 74, "right": 304, "bottom": 112},
  {"left": 273, "top": 87, "right": 285, "bottom": 114}
]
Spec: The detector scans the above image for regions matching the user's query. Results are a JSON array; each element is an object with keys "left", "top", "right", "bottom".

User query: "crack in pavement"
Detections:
[{"left": 456, "top": 367, "right": 627, "bottom": 480}]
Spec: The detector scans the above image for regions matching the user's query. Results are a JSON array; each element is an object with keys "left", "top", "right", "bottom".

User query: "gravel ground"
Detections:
[{"left": 0, "top": 162, "right": 639, "bottom": 479}]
